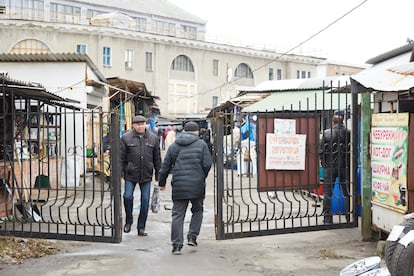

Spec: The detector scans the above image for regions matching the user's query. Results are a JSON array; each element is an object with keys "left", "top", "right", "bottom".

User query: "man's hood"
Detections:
[{"left": 175, "top": 132, "right": 199, "bottom": 146}]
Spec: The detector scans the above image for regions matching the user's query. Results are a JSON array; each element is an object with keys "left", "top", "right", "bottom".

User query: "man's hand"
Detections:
[{"left": 160, "top": 186, "right": 166, "bottom": 191}]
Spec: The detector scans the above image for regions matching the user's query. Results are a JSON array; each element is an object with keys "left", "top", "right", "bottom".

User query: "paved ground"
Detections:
[{"left": 0, "top": 171, "right": 384, "bottom": 276}]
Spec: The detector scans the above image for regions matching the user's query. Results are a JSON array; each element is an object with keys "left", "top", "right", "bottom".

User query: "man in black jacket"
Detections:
[
  {"left": 120, "top": 115, "right": 161, "bottom": 236},
  {"left": 159, "top": 121, "right": 212, "bottom": 255},
  {"left": 320, "top": 114, "right": 351, "bottom": 224}
]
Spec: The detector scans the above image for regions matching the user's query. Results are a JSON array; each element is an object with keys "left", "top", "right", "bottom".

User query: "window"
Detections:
[
  {"left": 103, "top": 47, "right": 112, "bottom": 66},
  {"left": 307, "top": 71, "right": 311, "bottom": 78},
  {"left": 11, "top": 39, "right": 50, "bottom": 54},
  {"left": 296, "top": 70, "right": 300, "bottom": 79},
  {"left": 124, "top": 49, "right": 133, "bottom": 69},
  {"left": 301, "top": 70, "right": 306, "bottom": 79},
  {"left": 136, "top": 17, "right": 147, "bottom": 32},
  {"left": 145, "top": 52, "right": 153, "bottom": 71},
  {"left": 155, "top": 20, "right": 175, "bottom": 36},
  {"left": 171, "top": 55, "right": 194, "bottom": 72},
  {"left": 268, "top": 68, "right": 274, "bottom": 80},
  {"left": 50, "top": 3, "right": 81, "bottom": 24},
  {"left": 212, "top": 96, "right": 218, "bottom": 108},
  {"left": 213, "top": 59, "right": 219, "bottom": 76},
  {"left": 277, "top": 69, "right": 282, "bottom": 80},
  {"left": 10, "top": 0, "right": 44, "bottom": 20},
  {"left": 86, "top": 9, "right": 104, "bottom": 20},
  {"left": 76, "top": 44, "right": 87, "bottom": 54},
  {"left": 181, "top": 25, "right": 197, "bottom": 39},
  {"left": 235, "top": 63, "right": 253, "bottom": 79}
]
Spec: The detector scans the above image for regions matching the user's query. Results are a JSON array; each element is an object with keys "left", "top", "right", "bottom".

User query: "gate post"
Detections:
[
  {"left": 110, "top": 112, "right": 122, "bottom": 242},
  {"left": 215, "top": 113, "right": 225, "bottom": 240}
]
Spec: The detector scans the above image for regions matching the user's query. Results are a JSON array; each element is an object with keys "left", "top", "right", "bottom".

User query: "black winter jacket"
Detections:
[
  {"left": 120, "top": 129, "right": 161, "bottom": 183},
  {"left": 158, "top": 132, "right": 212, "bottom": 200},
  {"left": 320, "top": 123, "right": 350, "bottom": 169}
]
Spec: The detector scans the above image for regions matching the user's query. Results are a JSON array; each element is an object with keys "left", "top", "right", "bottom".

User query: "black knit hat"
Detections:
[
  {"left": 132, "top": 115, "right": 147, "bottom": 123},
  {"left": 184, "top": 121, "right": 199, "bottom": 131}
]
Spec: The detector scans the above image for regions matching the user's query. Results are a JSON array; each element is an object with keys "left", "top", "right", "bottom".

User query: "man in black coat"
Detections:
[
  {"left": 159, "top": 121, "right": 212, "bottom": 255},
  {"left": 120, "top": 115, "right": 161, "bottom": 236},
  {"left": 320, "top": 114, "right": 351, "bottom": 224}
]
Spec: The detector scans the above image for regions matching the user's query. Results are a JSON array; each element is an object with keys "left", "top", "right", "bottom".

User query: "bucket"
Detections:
[
  {"left": 340, "top": 256, "right": 381, "bottom": 276},
  {"left": 332, "top": 177, "right": 345, "bottom": 214}
]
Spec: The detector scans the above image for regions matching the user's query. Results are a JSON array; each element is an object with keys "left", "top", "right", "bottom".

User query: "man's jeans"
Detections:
[{"left": 123, "top": 180, "right": 151, "bottom": 230}]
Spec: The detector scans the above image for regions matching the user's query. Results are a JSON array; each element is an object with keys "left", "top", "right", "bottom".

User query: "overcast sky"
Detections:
[{"left": 168, "top": 0, "right": 413, "bottom": 65}]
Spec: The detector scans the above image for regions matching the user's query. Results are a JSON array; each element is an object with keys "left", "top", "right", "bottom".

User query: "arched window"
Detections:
[
  {"left": 10, "top": 39, "right": 51, "bottom": 54},
  {"left": 235, "top": 63, "right": 253, "bottom": 79},
  {"left": 170, "top": 55, "right": 194, "bottom": 72}
]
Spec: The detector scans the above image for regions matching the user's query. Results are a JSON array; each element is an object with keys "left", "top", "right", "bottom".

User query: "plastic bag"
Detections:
[{"left": 151, "top": 184, "right": 160, "bottom": 213}]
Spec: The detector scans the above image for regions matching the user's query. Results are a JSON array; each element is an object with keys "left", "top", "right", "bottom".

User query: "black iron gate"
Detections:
[
  {"left": 0, "top": 97, "right": 122, "bottom": 243},
  {"left": 213, "top": 83, "right": 359, "bottom": 239}
]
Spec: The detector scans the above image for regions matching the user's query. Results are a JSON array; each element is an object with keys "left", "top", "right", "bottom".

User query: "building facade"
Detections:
[{"left": 0, "top": 0, "right": 331, "bottom": 117}]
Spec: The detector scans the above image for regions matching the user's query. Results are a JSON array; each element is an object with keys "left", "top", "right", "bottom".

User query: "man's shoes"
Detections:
[
  {"left": 138, "top": 229, "right": 148, "bottom": 236},
  {"left": 123, "top": 223, "right": 131, "bottom": 233},
  {"left": 323, "top": 219, "right": 333, "bottom": 224},
  {"left": 172, "top": 246, "right": 182, "bottom": 255},
  {"left": 187, "top": 237, "right": 198, "bottom": 247}
]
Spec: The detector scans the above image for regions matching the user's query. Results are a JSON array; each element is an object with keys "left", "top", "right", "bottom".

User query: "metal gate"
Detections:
[
  {"left": 213, "top": 83, "right": 359, "bottom": 239},
  {"left": 0, "top": 98, "right": 122, "bottom": 243}
]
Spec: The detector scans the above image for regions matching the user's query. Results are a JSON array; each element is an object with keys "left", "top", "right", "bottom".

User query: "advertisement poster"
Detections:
[{"left": 371, "top": 113, "right": 408, "bottom": 212}]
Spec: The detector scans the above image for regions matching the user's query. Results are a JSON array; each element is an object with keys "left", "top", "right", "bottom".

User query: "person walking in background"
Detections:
[
  {"left": 320, "top": 114, "right": 351, "bottom": 224},
  {"left": 157, "top": 125, "right": 165, "bottom": 150},
  {"left": 120, "top": 115, "right": 161, "bottom": 236},
  {"left": 159, "top": 121, "right": 212, "bottom": 255},
  {"left": 199, "top": 127, "right": 212, "bottom": 155},
  {"left": 164, "top": 126, "right": 176, "bottom": 151}
]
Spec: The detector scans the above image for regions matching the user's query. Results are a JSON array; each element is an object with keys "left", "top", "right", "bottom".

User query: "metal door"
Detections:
[{"left": 213, "top": 84, "right": 359, "bottom": 239}]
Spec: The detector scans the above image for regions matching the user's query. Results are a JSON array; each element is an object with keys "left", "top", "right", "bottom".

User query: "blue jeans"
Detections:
[{"left": 123, "top": 180, "right": 151, "bottom": 230}]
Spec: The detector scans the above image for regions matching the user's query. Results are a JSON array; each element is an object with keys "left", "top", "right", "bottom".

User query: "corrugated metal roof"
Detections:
[
  {"left": 206, "top": 92, "right": 269, "bottom": 117},
  {"left": 250, "top": 76, "right": 350, "bottom": 92},
  {"left": 73, "top": 0, "right": 206, "bottom": 24},
  {"left": 242, "top": 90, "right": 353, "bottom": 112},
  {"left": 0, "top": 73, "right": 79, "bottom": 105},
  {"left": 0, "top": 53, "right": 106, "bottom": 82},
  {"left": 366, "top": 43, "right": 414, "bottom": 65},
  {"left": 351, "top": 54, "right": 414, "bottom": 92}
]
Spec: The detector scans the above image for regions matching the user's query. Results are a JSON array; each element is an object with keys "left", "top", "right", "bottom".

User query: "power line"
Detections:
[{"left": 196, "top": 0, "right": 369, "bottom": 96}]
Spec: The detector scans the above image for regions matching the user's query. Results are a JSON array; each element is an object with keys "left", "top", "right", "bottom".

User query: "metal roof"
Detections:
[
  {"left": 0, "top": 53, "right": 106, "bottom": 82},
  {"left": 242, "top": 90, "right": 353, "bottom": 112},
  {"left": 73, "top": 0, "right": 206, "bottom": 24},
  {"left": 0, "top": 73, "right": 79, "bottom": 106},
  {"left": 366, "top": 43, "right": 414, "bottom": 65},
  {"left": 206, "top": 92, "right": 270, "bottom": 118},
  {"left": 351, "top": 52, "right": 414, "bottom": 93},
  {"left": 250, "top": 76, "right": 351, "bottom": 92}
]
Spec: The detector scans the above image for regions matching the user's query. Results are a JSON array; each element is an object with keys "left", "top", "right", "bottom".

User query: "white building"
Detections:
[{"left": 0, "top": 0, "right": 353, "bottom": 117}]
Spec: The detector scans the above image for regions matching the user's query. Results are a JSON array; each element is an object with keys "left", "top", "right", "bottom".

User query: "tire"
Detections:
[
  {"left": 385, "top": 218, "right": 414, "bottom": 275},
  {"left": 389, "top": 242, "right": 414, "bottom": 276}
]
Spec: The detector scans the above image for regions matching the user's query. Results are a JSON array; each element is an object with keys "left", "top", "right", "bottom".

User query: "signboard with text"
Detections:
[
  {"left": 371, "top": 113, "right": 409, "bottom": 212},
  {"left": 265, "top": 133, "right": 306, "bottom": 170}
]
